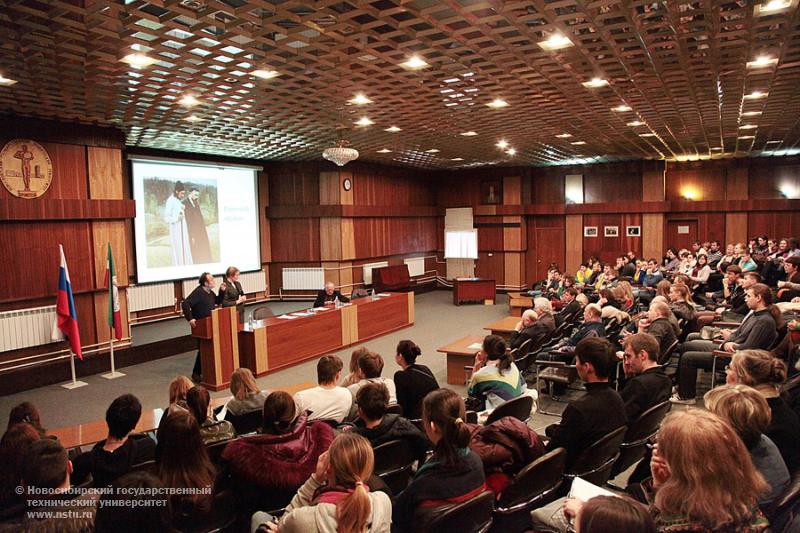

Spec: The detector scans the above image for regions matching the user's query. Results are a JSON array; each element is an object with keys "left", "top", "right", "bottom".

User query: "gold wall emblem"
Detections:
[{"left": 0, "top": 139, "right": 53, "bottom": 199}]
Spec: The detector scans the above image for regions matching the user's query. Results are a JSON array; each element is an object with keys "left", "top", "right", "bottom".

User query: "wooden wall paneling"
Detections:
[
  {"left": 530, "top": 169, "right": 565, "bottom": 204},
  {"left": 319, "top": 171, "right": 341, "bottom": 205},
  {"left": 269, "top": 170, "right": 320, "bottom": 206},
  {"left": 0, "top": 142, "right": 88, "bottom": 202},
  {"left": 749, "top": 162, "right": 800, "bottom": 199},
  {"left": 565, "top": 215, "right": 583, "bottom": 274},
  {"left": 319, "top": 218, "right": 342, "bottom": 261},
  {"left": 340, "top": 172, "right": 354, "bottom": 205},
  {"left": 258, "top": 172, "right": 271, "bottom": 264},
  {"left": 93, "top": 289, "right": 130, "bottom": 344},
  {"left": 353, "top": 171, "right": 433, "bottom": 206},
  {"left": 504, "top": 252, "right": 524, "bottom": 288},
  {"left": 665, "top": 161, "right": 725, "bottom": 201},
  {"left": 582, "top": 214, "right": 625, "bottom": 263},
  {"left": 583, "top": 171, "right": 642, "bottom": 204},
  {"left": 503, "top": 216, "right": 525, "bottom": 252},
  {"left": 339, "top": 261, "right": 353, "bottom": 292},
  {"left": 87, "top": 147, "right": 123, "bottom": 200},
  {"left": 726, "top": 213, "right": 748, "bottom": 246},
  {"left": 503, "top": 175, "right": 521, "bottom": 204},
  {"left": 341, "top": 218, "right": 356, "bottom": 261},
  {"left": 91, "top": 221, "right": 129, "bottom": 288},
  {"left": 726, "top": 165, "right": 748, "bottom": 200},
  {"left": 748, "top": 212, "right": 800, "bottom": 240},
  {"left": 642, "top": 167, "right": 666, "bottom": 202},
  {"left": 534, "top": 226, "right": 566, "bottom": 281},
  {"left": 352, "top": 218, "right": 437, "bottom": 258},
  {"left": 620, "top": 214, "right": 643, "bottom": 257},
  {"left": 269, "top": 218, "right": 320, "bottom": 261},
  {"left": 321, "top": 261, "right": 340, "bottom": 287},
  {"left": 476, "top": 252, "right": 504, "bottom": 285},
  {"left": 74, "top": 292, "right": 98, "bottom": 347},
  {"left": 642, "top": 214, "right": 664, "bottom": 261},
  {"left": 436, "top": 176, "right": 483, "bottom": 207},
  {"left": 477, "top": 224, "right": 505, "bottom": 252}
]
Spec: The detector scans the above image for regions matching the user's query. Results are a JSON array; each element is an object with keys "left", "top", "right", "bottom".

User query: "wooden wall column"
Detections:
[
  {"left": 319, "top": 171, "right": 355, "bottom": 293},
  {"left": 502, "top": 176, "right": 525, "bottom": 289},
  {"left": 642, "top": 164, "right": 665, "bottom": 261},
  {"left": 726, "top": 166, "right": 749, "bottom": 245}
]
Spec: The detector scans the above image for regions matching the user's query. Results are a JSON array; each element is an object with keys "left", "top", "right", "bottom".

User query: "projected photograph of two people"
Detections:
[{"left": 143, "top": 177, "right": 220, "bottom": 267}]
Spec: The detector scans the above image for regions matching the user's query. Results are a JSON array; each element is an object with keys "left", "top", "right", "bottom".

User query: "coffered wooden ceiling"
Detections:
[{"left": 1, "top": 1, "right": 799, "bottom": 168}]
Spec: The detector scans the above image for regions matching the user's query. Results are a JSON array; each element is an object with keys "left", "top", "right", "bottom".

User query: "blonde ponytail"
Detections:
[
  {"left": 328, "top": 433, "right": 375, "bottom": 533},
  {"left": 337, "top": 481, "right": 372, "bottom": 533}
]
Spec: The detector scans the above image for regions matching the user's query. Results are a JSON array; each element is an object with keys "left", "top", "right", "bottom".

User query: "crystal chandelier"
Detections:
[{"left": 322, "top": 140, "right": 359, "bottom": 166}]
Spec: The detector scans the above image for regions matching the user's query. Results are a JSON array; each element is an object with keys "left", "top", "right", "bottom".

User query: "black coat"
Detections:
[
  {"left": 182, "top": 285, "right": 222, "bottom": 321},
  {"left": 313, "top": 289, "right": 350, "bottom": 308},
  {"left": 620, "top": 367, "right": 671, "bottom": 422},
  {"left": 183, "top": 197, "right": 212, "bottom": 263}
]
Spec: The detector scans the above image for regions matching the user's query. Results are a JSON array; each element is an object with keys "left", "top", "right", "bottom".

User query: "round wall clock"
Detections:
[{"left": 343, "top": 177, "right": 352, "bottom": 191}]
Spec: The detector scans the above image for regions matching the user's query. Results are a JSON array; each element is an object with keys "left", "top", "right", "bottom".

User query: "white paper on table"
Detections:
[
  {"left": 313, "top": 307, "right": 329, "bottom": 311},
  {"left": 568, "top": 477, "right": 618, "bottom": 502},
  {"left": 467, "top": 342, "right": 483, "bottom": 350},
  {"left": 292, "top": 312, "right": 314, "bottom": 317},
  {"left": 377, "top": 293, "right": 391, "bottom": 297},
  {"left": 277, "top": 314, "right": 299, "bottom": 320}
]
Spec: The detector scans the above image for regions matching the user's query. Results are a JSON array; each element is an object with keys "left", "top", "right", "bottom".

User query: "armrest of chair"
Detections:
[
  {"left": 712, "top": 321, "right": 740, "bottom": 328},
  {"left": 712, "top": 350, "right": 731, "bottom": 357}
]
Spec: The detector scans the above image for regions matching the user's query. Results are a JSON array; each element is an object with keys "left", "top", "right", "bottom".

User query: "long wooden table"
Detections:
[
  {"left": 239, "top": 292, "right": 415, "bottom": 377},
  {"left": 50, "top": 381, "right": 316, "bottom": 450},
  {"left": 508, "top": 292, "right": 532, "bottom": 317},
  {"left": 453, "top": 278, "right": 496, "bottom": 305},
  {"left": 437, "top": 335, "right": 484, "bottom": 385},
  {"left": 484, "top": 316, "right": 521, "bottom": 340}
]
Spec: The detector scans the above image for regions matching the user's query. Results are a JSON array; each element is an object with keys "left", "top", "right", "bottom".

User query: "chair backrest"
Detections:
[
  {"left": 252, "top": 306, "right": 273, "bottom": 320},
  {"left": 385, "top": 403, "right": 404, "bottom": 416},
  {"left": 226, "top": 409, "right": 263, "bottom": 435},
  {"left": 624, "top": 401, "right": 671, "bottom": 444},
  {"left": 422, "top": 490, "right": 494, "bottom": 533},
  {"left": 373, "top": 439, "right": 417, "bottom": 494},
  {"left": 351, "top": 288, "right": 369, "bottom": 299},
  {"left": 566, "top": 425, "right": 626, "bottom": 483},
  {"left": 206, "top": 438, "right": 236, "bottom": 465},
  {"left": 767, "top": 472, "right": 800, "bottom": 531},
  {"left": 659, "top": 338, "right": 680, "bottom": 365},
  {"left": 485, "top": 395, "right": 534, "bottom": 426},
  {"left": 498, "top": 447, "right": 566, "bottom": 510}
]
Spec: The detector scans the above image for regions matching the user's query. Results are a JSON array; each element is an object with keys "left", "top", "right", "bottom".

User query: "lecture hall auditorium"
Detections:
[{"left": 2, "top": 1, "right": 800, "bottom": 532}]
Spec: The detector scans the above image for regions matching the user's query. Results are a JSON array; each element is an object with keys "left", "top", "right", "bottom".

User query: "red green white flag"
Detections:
[{"left": 104, "top": 243, "right": 123, "bottom": 340}]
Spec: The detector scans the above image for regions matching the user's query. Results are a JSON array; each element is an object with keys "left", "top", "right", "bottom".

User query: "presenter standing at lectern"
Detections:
[
  {"left": 313, "top": 281, "right": 350, "bottom": 307},
  {"left": 219, "top": 266, "right": 246, "bottom": 323},
  {"left": 183, "top": 272, "right": 222, "bottom": 382}
]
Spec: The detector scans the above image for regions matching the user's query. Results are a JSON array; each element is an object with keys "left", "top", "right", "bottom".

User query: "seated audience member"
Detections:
[
  {"left": 341, "top": 346, "right": 368, "bottom": 387},
  {"left": 740, "top": 249, "right": 758, "bottom": 272},
  {"left": 313, "top": 281, "right": 350, "bottom": 308},
  {"left": 352, "top": 382, "right": 430, "bottom": 461},
  {"left": 555, "top": 287, "right": 582, "bottom": 326},
  {"left": 704, "top": 385, "right": 790, "bottom": 510},
  {"left": 393, "top": 340, "right": 439, "bottom": 420},
  {"left": 347, "top": 351, "right": 398, "bottom": 405},
  {"left": 156, "top": 411, "right": 218, "bottom": 531},
  {"left": 294, "top": 355, "right": 353, "bottom": 423},
  {"left": 545, "top": 337, "right": 626, "bottom": 467},
  {"left": 777, "top": 256, "right": 800, "bottom": 302},
  {"left": 392, "top": 389, "right": 486, "bottom": 532},
  {"left": 620, "top": 333, "right": 672, "bottom": 422},
  {"left": 531, "top": 296, "right": 557, "bottom": 337},
  {"left": 71, "top": 394, "right": 156, "bottom": 487},
  {"left": 727, "top": 350, "right": 800, "bottom": 472},
  {"left": 642, "top": 258, "right": 664, "bottom": 287},
  {"left": 159, "top": 375, "right": 192, "bottom": 431},
  {"left": 617, "top": 281, "right": 635, "bottom": 309},
  {"left": 250, "top": 433, "right": 391, "bottom": 533},
  {"left": 7, "top": 439, "right": 100, "bottom": 532},
  {"left": 95, "top": 471, "right": 172, "bottom": 533},
  {"left": 663, "top": 247, "right": 680, "bottom": 272},
  {"left": 566, "top": 496, "right": 656, "bottom": 533},
  {"left": 667, "top": 283, "right": 697, "bottom": 325},
  {"left": 636, "top": 301, "right": 678, "bottom": 358},
  {"left": 186, "top": 385, "right": 235, "bottom": 444},
  {"left": 468, "top": 335, "right": 525, "bottom": 411},
  {"left": 707, "top": 241, "right": 724, "bottom": 265},
  {"left": 508, "top": 309, "right": 541, "bottom": 350},
  {"left": 7, "top": 401, "right": 47, "bottom": 438},
  {"left": 225, "top": 367, "right": 268, "bottom": 418},
  {"left": 672, "top": 284, "right": 780, "bottom": 404},
  {"left": 222, "top": 391, "right": 334, "bottom": 510},
  {"left": 598, "top": 288, "right": 621, "bottom": 309},
  {"left": 549, "top": 303, "right": 605, "bottom": 357},
  {"left": 687, "top": 253, "right": 712, "bottom": 290},
  {"left": 0, "top": 422, "right": 40, "bottom": 515}
]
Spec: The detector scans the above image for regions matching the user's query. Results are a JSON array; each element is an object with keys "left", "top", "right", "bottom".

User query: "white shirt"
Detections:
[
  {"left": 347, "top": 377, "right": 398, "bottom": 405},
  {"left": 293, "top": 386, "right": 353, "bottom": 423}
]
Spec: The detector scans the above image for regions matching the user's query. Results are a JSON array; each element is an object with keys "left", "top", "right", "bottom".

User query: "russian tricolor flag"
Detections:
[{"left": 52, "top": 245, "right": 83, "bottom": 360}]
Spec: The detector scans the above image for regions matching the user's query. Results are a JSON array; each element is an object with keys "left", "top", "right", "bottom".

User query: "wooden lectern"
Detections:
[{"left": 192, "top": 306, "right": 240, "bottom": 391}]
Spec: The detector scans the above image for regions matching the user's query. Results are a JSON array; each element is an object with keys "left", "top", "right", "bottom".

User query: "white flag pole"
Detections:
[
  {"left": 61, "top": 348, "right": 88, "bottom": 389},
  {"left": 101, "top": 332, "right": 125, "bottom": 380}
]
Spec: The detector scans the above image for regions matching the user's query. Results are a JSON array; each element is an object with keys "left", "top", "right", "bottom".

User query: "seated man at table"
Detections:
[
  {"left": 313, "top": 281, "right": 350, "bottom": 307},
  {"left": 293, "top": 355, "right": 353, "bottom": 423},
  {"left": 347, "top": 350, "right": 398, "bottom": 405},
  {"left": 71, "top": 394, "right": 156, "bottom": 487}
]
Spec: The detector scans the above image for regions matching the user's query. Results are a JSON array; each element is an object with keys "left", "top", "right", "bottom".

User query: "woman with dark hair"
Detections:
[
  {"left": 467, "top": 335, "right": 525, "bottom": 411},
  {"left": 95, "top": 471, "right": 172, "bottom": 533},
  {"left": 568, "top": 495, "right": 656, "bottom": 533},
  {"left": 393, "top": 340, "right": 439, "bottom": 419},
  {"left": 251, "top": 433, "right": 392, "bottom": 533},
  {"left": 186, "top": 385, "right": 235, "bottom": 444},
  {"left": 7, "top": 401, "right": 46, "bottom": 437},
  {"left": 393, "top": 389, "right": 486, "bottom": 532},
  {"left": 222, "top": 391, "right": 334, "bottom": 511},
  {"left": 0, "top": 422, "right": 40, "bottom": 514}
]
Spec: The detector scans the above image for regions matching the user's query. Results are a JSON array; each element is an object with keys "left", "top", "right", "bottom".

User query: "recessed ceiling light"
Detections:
[
  {"left": 252, "top": 69, "right": 279, "bottom": 79},
  {"left": 348, "top": 93, "right": 372, "bottom": 105},
  {"left": 571, "top": 141, "right": 586, "bottom": 145},
  {"left": 739, "top": 124, "right": 758, "bottom": 129},
  {"left": 506, "top": 148, "right": 517, "bottom": 156},
  {"left": 496, "top": 139, "right": 509, "bottom": 149},
  {"left": 401, "top": 55, "right": 428, "bottom": 69},
  {"left": 355, "top": 117, "right": 374, "bottom": 127},
  {"left": 744, "top": 91, "right": 768, "bottom": 99},
  {"left": 626, "top": 121, "right": 645, "bottom": 127},
  {"left": 120, "top": 53, "right": 157, "bottom": 68},
  {"left": 582, "top": 77, "right": 609, "bottom": 88},
  {"left": 711, "top": 147, "right": 724, "bottom": 151},
  {"left": 184, "top": 115, "right": 203, "bottom": 123},
  {"left": 0, "top": 74, "right": 17, "bottom": 86},
  {"left": 612, "top": 105, "right": 632, "bottom": 112},
  {"left": 460, "top": 131, "right": 478, "bottom": 136},
  {"left": 739, "top": 135, "right": 756, "bottom": 139},
  {"left": 425, "top": 149, "right": 440, "bottom": 153},
  {"left": 756, "top": 0, "right": 793, "bottom": 15},
  {"left": 741, "top": 111, "right": 763, "bottom": 116},
  {"left": 556, "top": 133, "right": 573, "bottom": 138},
  {"left": 639, "top": 133, "right": 657, "bottom": 137},
  {"left": 443, "top": 78, "right": 460, "bottom": 83},
  {"left": 377, "top": 148, "right": 392, "bottom": 153},
  {"left": 487, "top": 98, "right": 509, "bottom": 109},
  {"left": 747, "top": 55, "right": 778, "bottom": 68},
  {"left": 451, "top": 158, "right": 464, "bottom": 161},
  {"left": 766, "top": 140, "right": 782, "bottom": 144},
  {"left": 385, "top": 126, "right": 401, "bottom": 132},
  {"left": 179, "top": 94, "right": 201, "bottom": 107},
  {"left": 538, "top": 33, "right": 573, "bottom": 51}
]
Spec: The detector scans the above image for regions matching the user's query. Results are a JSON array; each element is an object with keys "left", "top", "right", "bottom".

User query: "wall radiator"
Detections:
[
  {"left": 128, "top": 282, "right": 176, "bottom": 312},
  {"left": 362, "top": 261, "right": 389, "bottom": 285},
  {"left": 0, "top": 306, "right": 58, "bottom": 352},
  {"left": 180, "top": 271, "right": 267, "bottom": 297},
  {"left": 403, "top": 257, "right": 426, "bottom": 277},
  {"left": 282, "top": 268, "right": 325, "bottom": 290}
]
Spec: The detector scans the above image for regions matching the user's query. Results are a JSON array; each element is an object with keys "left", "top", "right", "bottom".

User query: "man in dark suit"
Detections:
[
  {"left": 620, "top": 333, "right": 671, "bottom": 422},
  {"left": 555, "top": 287, "right": 581, "bottom": 327},
  {"left": 182, "top": 272, "right": 222, "bottom": 382},
  {"left": 313, "top": 282, "right": 350, "bottom": 307},
  {"left": 219, "top": 266, "right": 246, "bottom": 323},
  {"left": 637, "top": 301, "right": 678, "bottom": 361},
  {"left": 183, "top": 187, "right": 212, "bottom": 263}
]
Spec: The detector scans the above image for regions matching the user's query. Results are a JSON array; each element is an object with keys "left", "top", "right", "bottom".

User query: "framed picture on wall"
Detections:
[
  {"left": 626, "top": 225, "right": 641, "bottom": 237},
  {"left": 604, "top": 226, "right": 619, "bottom": 237},
  {"left": 584, "top": 226, "right": 598, "bottom": 237},
  {"left": 481, "top": 180, "right": 502, "bottom": 205}
]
